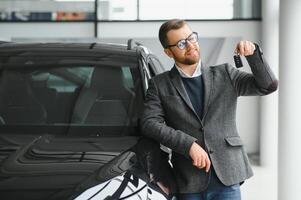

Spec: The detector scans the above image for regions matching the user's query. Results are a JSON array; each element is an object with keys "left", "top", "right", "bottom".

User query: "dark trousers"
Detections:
[{"left": 176, "top": 168, "right": 241, "bottom": 200}]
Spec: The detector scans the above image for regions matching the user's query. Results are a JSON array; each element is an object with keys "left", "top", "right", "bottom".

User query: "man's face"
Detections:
[{"left": 165, "top": 24, "right": 200, "bottom": 66}]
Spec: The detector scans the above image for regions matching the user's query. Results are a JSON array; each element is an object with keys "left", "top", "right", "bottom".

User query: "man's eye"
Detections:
[
  {"left": 189, "top": 36, "right": 196, "bottom": 42},
  {"left": 178, "top": 40, "right": 186, "bottom": 47}
]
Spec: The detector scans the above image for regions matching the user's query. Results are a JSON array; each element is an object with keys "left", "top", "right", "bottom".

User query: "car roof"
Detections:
[{"left": 0, "top": 42, "right": 139, "bottom": 57}]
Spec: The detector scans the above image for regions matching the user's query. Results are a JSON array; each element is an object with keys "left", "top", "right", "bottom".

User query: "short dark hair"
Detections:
[{"left": 159, "top": 19, "right": 187, "bottom": 49}]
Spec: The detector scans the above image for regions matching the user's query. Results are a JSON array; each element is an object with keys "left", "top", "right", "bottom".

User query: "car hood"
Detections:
[{"left": 0, "top": 134, "right": 139, "bottom": 200}]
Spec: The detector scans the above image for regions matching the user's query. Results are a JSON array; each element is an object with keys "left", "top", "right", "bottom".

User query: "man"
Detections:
[{"left": 140, "top": 19, "right": 278, "bottom": 200}]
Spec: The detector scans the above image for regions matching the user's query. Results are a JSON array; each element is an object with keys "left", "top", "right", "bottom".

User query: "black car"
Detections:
[{"left": 0, "top": 40, "right": 167, "bottom": 200}]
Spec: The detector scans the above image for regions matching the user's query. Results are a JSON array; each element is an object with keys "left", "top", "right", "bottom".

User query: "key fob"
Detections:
[{"left": 234, "top": 54, "right": 243, "bottom": 68}]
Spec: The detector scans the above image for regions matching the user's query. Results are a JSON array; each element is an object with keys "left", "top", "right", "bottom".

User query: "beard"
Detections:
[
  {"left": 175, "top": 51, "right": 200, "bottom": 65},
  {"left": 182, "top": 57, "right": 199, "bottom": 65}
]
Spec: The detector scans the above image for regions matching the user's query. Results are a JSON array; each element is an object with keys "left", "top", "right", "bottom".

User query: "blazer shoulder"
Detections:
[
  {"left": 151, "top": 70, "right": 170, "bottom": 83},
  {"left": 209, "top": 63, "right": 229, "bottom": 68},
  {"left": 206, "top": 63, "right": 231, "bottom": 72}
]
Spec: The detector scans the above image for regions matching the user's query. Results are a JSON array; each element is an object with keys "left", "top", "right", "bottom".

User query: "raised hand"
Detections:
[{"left": 235, "top": 40, "right": 256, "bottom": 56}]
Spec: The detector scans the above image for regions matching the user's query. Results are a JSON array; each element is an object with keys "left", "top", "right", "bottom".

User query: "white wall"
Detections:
[
  {"left": 0, "top": 1, "right": 93, "bottom": 12},
  {"left": 0, "top": 21, "right": 260, "bottom": 43},
  {"left": 0, "top": 22, "right": 94, "bottom": 40}
]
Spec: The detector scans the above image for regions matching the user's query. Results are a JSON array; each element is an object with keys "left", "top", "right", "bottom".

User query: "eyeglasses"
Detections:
[{"left": 167, "top": 32, "right": 198, "bottom": 50}]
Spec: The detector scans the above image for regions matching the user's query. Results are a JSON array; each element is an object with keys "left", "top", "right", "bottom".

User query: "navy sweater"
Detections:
[{"left": 181, "top": 75, "right": 204, "bottom": 119}]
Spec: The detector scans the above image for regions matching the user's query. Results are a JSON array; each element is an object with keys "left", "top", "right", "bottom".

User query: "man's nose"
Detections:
[{"left": 186, "top": 40, "right": 194, "bottom": 49}]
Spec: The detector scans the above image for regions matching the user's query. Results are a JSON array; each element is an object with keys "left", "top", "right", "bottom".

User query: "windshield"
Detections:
[{"left": 0, "top": 53, "right": 143, "bottom": 136}]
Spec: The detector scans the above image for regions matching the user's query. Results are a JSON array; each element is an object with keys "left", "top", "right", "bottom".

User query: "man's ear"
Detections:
[{"left": 164, "top": 48, "right": 174, "bottom": 58}]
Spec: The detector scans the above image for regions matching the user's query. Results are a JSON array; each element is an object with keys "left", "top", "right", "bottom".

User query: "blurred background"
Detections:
[{"left": 0, "top": 0, "right": 300, "bottom": 199}]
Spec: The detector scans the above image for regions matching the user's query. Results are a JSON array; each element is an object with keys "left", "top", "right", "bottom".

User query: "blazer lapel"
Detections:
[
  {"left": 169, "top": 66, "right": 201, "bottom": 120},
  {"left": 201, "top": 63, "right": 214, "bottom": 122}
]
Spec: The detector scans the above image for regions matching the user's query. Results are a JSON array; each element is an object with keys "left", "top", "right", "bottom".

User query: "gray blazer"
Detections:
[{"left": 141, "top": 46, "right": 278, "bottom": 193}]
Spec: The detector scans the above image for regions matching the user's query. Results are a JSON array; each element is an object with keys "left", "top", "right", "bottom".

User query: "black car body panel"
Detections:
[{"left": 0, "top": 41, "right": 165, "bottom": 200}]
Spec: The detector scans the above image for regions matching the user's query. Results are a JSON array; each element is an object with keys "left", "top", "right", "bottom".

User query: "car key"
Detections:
[{"left": 234, "top": 54, "right": 243, "bottom": 68}]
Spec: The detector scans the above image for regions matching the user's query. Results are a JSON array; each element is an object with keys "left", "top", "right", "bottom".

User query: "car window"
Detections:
[
  {"left": 0, "top": 56, "right": 143, "bottom": 136},
  {"left": 121, "top": 66, "right": 134, "bottom": 89},
  {"left": 31, "top": 67, "right": 93, "bottom": 92}
]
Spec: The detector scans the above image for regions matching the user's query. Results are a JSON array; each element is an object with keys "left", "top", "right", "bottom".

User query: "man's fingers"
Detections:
[
  {"left": 236, "top": 41, "right": 246, "bottom": 55},
  {"left": 247, "top": 42, "right": 253, "bottom": 55},
  {"left": 243, "top": 41, "right": 248, "bottom": 55},
  {"left": 194, "top": 156, "right": 210, "bottom": 170},
  {"left": 240, "top": 41, "right": 244, "bottom": 52},
  {"left": 244, "top": 41, "right": 251, "bottom": 55},
  {"left": 205, "top": 157, "right": 211, "bottom": 172},
  {"left": 200, "top": 159, "right": 206, "bottom": 168},
  {"left": 193, "top": 159, "right": 198, "bottom": 167},
  {"left": 192, "top": 157, "right": 205, "bottom": 169},
  {"left": 236, "top": 40, "right": 255, "bottom": 56}
]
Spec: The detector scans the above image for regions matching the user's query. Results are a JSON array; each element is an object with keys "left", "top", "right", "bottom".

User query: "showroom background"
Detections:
[{"left": 1, "top": 0, "right": 300, "bottom": 200}]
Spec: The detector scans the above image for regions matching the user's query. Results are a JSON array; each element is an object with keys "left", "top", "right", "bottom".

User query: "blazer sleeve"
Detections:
[
  {"left": 140, "top": 78, "right": 197, "bottom": 158},
  {"left": 226, "top": 44, "right": 278, "bottom": 96}
]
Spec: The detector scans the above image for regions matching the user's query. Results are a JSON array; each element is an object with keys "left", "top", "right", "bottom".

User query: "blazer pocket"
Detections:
[{"left": 225, "top": 136, "right": 243, "bottom": 147}]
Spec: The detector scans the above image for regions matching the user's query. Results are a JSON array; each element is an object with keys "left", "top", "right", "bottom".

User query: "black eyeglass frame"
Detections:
[{"left": 166, "top": 32, "right": 198, "bottom": 50}]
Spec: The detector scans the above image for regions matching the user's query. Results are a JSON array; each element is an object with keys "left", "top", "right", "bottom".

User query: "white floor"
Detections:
[{"left": 241, "top": 166, "right": 277, "bottom": 200}]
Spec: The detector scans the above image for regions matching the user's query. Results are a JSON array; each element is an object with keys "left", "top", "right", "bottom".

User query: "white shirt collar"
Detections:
[{"left": 175, "top": 61, "right": 202, "bottom": 78}]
